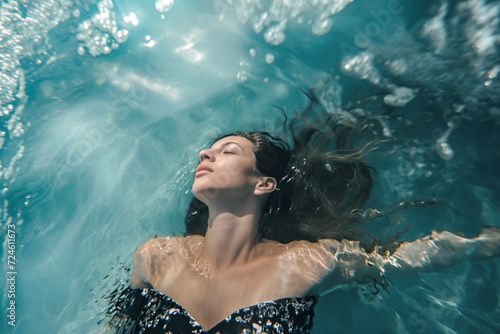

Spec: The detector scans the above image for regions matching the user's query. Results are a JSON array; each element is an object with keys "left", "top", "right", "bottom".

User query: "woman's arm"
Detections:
[
  {"left": 386, "top": 227, "right": 500, "bottom": 273},
  {"left": 304, "top": 228, "right": 500, "bottom": 295}
]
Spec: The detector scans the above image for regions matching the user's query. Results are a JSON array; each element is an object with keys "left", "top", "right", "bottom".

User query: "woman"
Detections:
[{"left": 113, "top": 125, "right": 500, "bottom": 334}]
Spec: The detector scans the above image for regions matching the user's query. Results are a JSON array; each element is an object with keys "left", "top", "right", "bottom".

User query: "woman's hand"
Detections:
[{"left": 473, "top": 227, "right": 500, "bottom": 259}]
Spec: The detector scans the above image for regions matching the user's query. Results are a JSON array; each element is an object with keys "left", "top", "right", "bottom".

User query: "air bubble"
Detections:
[
  {"left": 236, "top": 71, "right": 249, "bottom": 83},
  {"left": 265, "top": 53, "right": 274, "bottom": 64},
  {"left": 311, "top": 18, "right": 333, "bottom": 36},
  {"left": 156, "top": 0, "right": 174, "bottom": 13},
  {"left": 124, "top": 12, "right": 138, "bottom": 26},
  {"left": 383, "top": 86, "right": 415, "bottom": 107},
  {"left": 439, "top": 142, "right": 454, "bottom": 160},
  {"left": 77, "top": 1, "right": 129, "bottom": 57},
  {"left": 341, "top": 52, "right": 383, "bottom": 86},
  {"left": 488, "top": 65, "right": 500, "bottom": 79},
  {"left": 264, "top": 22, "right": 286, "bottom": 45}
]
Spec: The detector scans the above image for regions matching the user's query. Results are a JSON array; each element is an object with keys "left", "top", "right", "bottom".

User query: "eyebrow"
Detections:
[{"left": 214, "top": 141, "right": 244, "bottom": 150}]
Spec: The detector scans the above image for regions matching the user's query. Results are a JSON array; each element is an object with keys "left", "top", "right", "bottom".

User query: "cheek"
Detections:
[
  {"left": 221, "top": 160, "right": 259, "bottom": 185},
  {"left": 223, "top": 160, "right": 244, "bottom": 177}
]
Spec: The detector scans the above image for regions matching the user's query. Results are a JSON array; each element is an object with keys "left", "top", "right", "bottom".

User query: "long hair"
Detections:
[{"left": 185, "top": 96, "right": 376, "bottom": 244}]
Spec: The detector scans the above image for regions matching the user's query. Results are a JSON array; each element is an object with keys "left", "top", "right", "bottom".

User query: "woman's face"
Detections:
[{"left": 192, "top": 136, "right": 261, "bottom": 204}]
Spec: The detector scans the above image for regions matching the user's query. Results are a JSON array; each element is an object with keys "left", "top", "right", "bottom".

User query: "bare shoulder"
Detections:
[
  {"left": 136, "top": 236, "right": 183, "bottom": 255},
  {"left": 131, "top": 236, "right": 186, "bottom": 288},
  {"left": 270, "top": 239, "right": 341, "bottom": 257},
  {"left": 134, "top": 235, "right": 205, "bottom": 266},
  {"left": 266, "top": 239, "right": 345, "bottom": 296}
]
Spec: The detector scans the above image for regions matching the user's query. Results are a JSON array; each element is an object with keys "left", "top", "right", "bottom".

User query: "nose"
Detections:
[{"left": 199, "top": 149, "right": 213, "bottom": 162}]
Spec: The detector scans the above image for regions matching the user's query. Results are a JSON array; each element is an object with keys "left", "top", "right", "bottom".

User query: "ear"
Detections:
[{"left": 254, "top": 177, "right": 277, "bottom": 196}]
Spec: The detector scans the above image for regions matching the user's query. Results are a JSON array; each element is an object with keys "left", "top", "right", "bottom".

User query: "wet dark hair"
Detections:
[{"left": 185, "top": 98, "right": 375, "bottom": 244}]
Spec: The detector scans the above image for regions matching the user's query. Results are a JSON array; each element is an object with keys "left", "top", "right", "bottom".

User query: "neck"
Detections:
[{"left": 203, "top": 198, "right": 262, "bottom": 271}]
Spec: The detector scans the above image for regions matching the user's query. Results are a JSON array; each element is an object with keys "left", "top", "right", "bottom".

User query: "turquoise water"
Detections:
[{"left": 1, "top": 0, "right": 499, "bottom": 333}]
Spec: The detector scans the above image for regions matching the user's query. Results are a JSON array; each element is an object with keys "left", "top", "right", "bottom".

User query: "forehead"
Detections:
[{"left": 211, "top": 136, "right": 255, "bottom": 151}]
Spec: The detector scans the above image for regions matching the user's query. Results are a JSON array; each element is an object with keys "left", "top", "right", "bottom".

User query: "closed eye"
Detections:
[{"left": 223, "top": 151, "right": 236, "bottom": 154}]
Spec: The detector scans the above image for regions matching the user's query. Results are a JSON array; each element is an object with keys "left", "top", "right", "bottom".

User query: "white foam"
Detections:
[
  {"left": 420, "top": 1, "right": 448, "bottom": 54},
  {"left": 383, "top": 85, "right": 415, "bottom": 107},
  {"left": 342, "top": 51, "right": 383, "bottom": 86}
]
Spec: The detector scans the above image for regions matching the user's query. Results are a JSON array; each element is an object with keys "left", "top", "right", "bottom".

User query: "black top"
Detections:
[{"left": 107, "top": 287, "right": 318, "bottom": 334}]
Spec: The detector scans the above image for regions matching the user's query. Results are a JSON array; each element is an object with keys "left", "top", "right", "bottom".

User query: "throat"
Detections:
[
  {"left": 203, "top": 215, "right": 261, "bottom": 271},
  {"left": 204, "top": 229, "right": 259, "bottom": 271}
]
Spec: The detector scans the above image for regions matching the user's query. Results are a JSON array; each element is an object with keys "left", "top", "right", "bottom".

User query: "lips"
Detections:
[{"left": 196, "top": 164, "right": 213, "bottom": 174}]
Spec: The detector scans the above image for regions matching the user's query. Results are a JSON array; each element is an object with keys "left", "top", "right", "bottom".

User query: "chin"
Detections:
[{"left": 192, "top": 186, "right": 216, "bottom": 204}]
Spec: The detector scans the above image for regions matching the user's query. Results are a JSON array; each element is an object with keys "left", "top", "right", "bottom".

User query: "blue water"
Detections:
[{"left": 1, "top": 0, "right": 499, "bottom": 333}]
